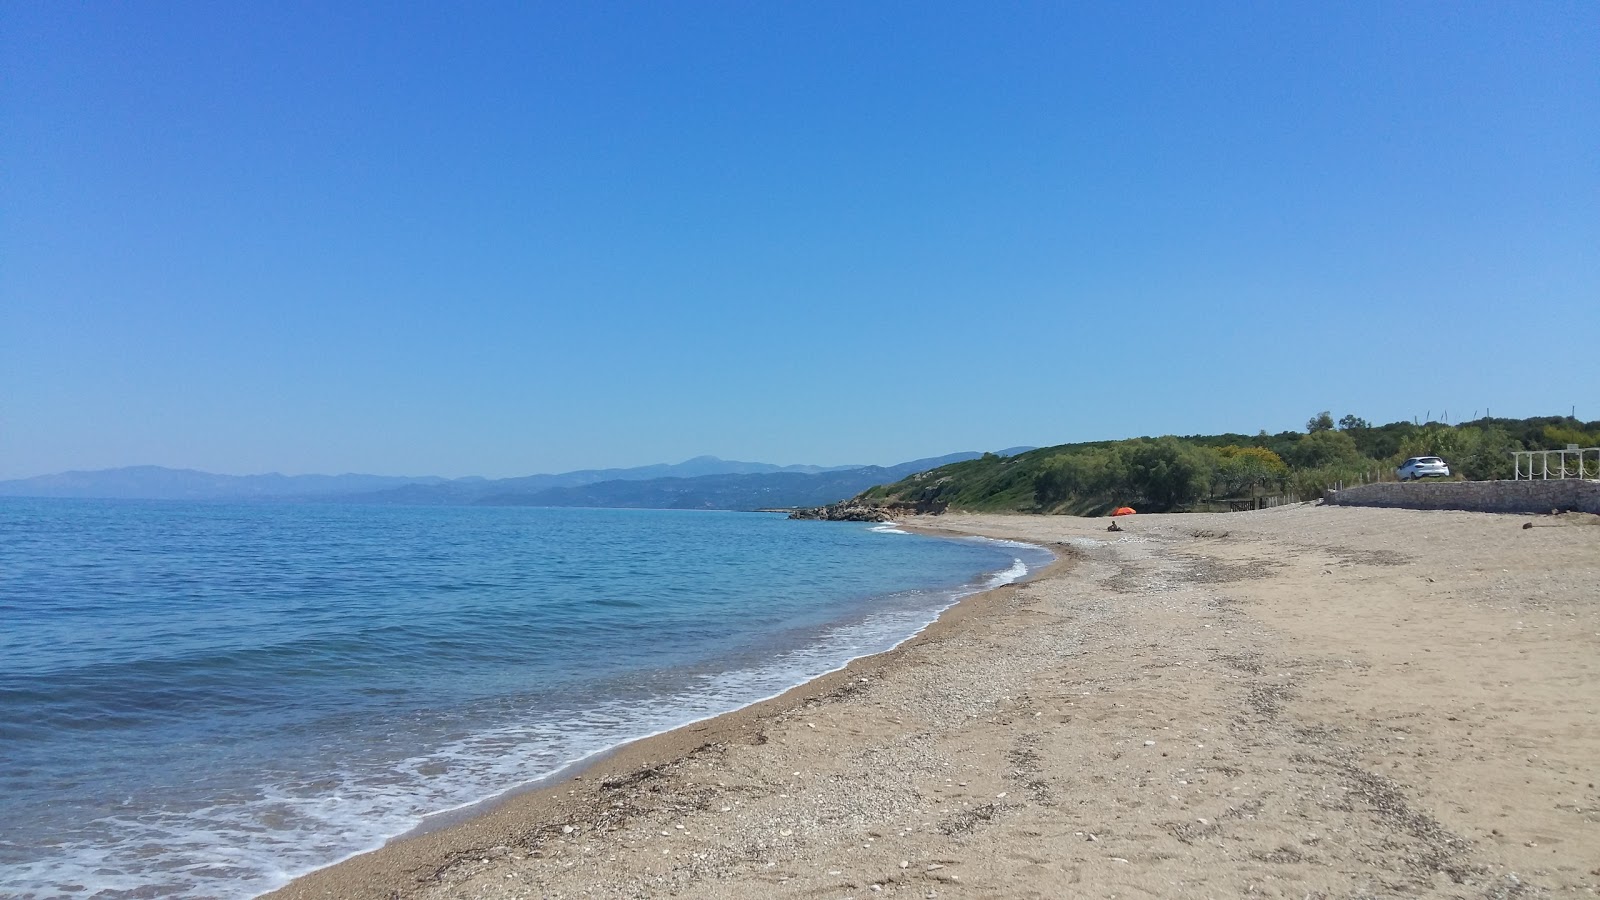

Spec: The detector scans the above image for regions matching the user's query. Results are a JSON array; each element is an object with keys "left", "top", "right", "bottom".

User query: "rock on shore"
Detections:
[{"left": 787, "top": 499, "right": 947, "bottom": 521}]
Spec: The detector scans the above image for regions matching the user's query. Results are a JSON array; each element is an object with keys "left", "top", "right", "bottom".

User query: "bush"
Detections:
[
  {"left": 1541, "top": 424, "right": 1600, "bottom": 449},
  {"left": 1392, "top": 425, "right": 1521, "bottom": 480},
  {"left": 1118, "top": 437, "right": 1211, "bottom": 511},
  {"left": 1290, "top": 461, "right": 1383, "bottom": 501},
  {"left": 1212, "top": 446, "right": 1288, "bottom": 497},
  {"left": 1033, "top": 450, "right": 1121, "bottom": 508},
  {"left": 1286, "top": 430, "right": 1361, "bottom": 469},
  {"left": 1033, "top": 438, "right": 1211, "bottom": 511}
]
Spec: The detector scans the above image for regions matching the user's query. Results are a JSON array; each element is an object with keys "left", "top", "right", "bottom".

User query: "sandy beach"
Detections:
[{"left": 266, "top": 505, "right": 1599, "bottom": 899}]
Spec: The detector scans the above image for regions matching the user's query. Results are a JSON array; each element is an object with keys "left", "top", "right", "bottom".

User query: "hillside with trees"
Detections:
[{"left": 852, "top": 414, "right": 1599, "bottom": 516}]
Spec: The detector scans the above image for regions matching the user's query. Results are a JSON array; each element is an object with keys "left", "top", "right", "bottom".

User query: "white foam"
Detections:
[
  {"left": 869, "top": 523, "right": 910, "bottom": 534},
  {"left": 966, "top": 536, "right": 1039, "bottom": 549},
  {"left": 3, "top": 538, "right": 1059, "bottom": 900},
  {"left": 982, "top": 558, "right": 1029, "bottom": 588}
]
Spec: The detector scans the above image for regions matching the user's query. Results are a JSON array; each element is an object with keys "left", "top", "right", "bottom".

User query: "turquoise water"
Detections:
[{"left": 0, "top": 500, "right": 1050, "bottom": 899}]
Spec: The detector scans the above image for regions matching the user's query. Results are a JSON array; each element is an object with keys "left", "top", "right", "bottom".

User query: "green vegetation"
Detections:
[{"left": 857, "top": 413, "right": 1600, "bottom": 515}]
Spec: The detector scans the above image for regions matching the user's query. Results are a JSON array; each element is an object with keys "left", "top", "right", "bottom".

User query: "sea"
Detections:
[{"left": 0, "top": 499, "right": 1051, "bottom": 899}]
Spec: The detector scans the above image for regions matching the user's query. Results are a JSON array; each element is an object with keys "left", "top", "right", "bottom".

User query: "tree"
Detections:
[
  {"left": 1542, "top": 424, "right": 1599, "bottom": 449},
  {"left": 1033, "top": 451, "right": 1120, "bottom": 507},
  {"left": 1033, "top": 455, "right": 1076, "bottom": 507},
  {"left": 1306, "top": 411, "right": 1335, "bottom": 433},
  {"left": 1117, "top": 438, "right": 1210, "bottom": 511},
  {"left": 1286, "top": 429, "right": 1361, "bottom": 469},
  {"left": 1337, "top": 414, "right": 1371, "bottom": 431},
  {"left": 1213, "top": 446, "right": 1289, "bottom": 497}
]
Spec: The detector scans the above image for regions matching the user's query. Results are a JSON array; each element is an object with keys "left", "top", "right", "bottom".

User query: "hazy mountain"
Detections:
[
  {"left": 475, "top": 453, "right": 985, "bottom": 511},
  {"left": 0, "top": 454, "right": 960, "bottom": 505},
  {"left": 346, "top": 455, "right": 864, "bottom": 505},
  {"left": 0, "top": 466, "right": 448, "bottom": 501}
]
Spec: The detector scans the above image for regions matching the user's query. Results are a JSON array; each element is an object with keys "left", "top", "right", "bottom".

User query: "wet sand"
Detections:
[{"left": 266, "top": 505, "right": 1600, "bottom": 899}]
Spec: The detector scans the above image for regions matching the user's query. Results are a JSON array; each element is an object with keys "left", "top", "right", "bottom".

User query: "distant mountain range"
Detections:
[
  {"left": 472, "top": 454, "right": 1003, "bottom": 511},
  {"left": 0, "top": 466, "right": 449, "bottom": 501},
  {"left": 0, "top": 450, "right": 1035, "bottom": 510}
]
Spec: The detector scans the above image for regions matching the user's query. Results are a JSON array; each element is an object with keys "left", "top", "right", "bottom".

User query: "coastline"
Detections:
[
  {"left": 266, "top": 505, "right": 1600, "bottom": 899},
  {"left": 379, "top": 530, "right": 1051, "bottom": 845},
  {"left": 261, "top": 532, "right": 1069, "bottom": 900}
]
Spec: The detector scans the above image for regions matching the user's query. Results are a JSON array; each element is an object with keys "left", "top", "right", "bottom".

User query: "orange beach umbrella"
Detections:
[{"left": 1111, "top": 506, "right": 1137, "bottom": 517}]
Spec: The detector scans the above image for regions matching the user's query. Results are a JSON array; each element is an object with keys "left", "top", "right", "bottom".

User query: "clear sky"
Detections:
[{"left": 3, "top": 2, "right": 1596, "bottom": 479}]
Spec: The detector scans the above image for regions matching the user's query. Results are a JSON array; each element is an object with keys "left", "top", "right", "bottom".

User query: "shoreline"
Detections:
[
  {"left": 267, "top": 506, "right": 1600, "bottom": 899},
  {"left": 262, "top": 532, "right": 1070, "bottom": 900},
  {"left": 386, "top": 531, "right": 1057, "bottom": 844}
]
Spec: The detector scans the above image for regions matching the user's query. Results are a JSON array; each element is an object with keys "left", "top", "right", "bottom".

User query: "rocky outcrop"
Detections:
[
  {"left": 788, "top": 503, "right": 893, "bottom": 522},
  {"left": 788, "top": 499, "right": 948, "bottom": 521}
]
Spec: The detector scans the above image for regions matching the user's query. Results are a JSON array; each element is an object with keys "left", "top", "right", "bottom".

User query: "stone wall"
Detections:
[{"left": 1323, "top": 479, "right": 1600, "bottom": 515}]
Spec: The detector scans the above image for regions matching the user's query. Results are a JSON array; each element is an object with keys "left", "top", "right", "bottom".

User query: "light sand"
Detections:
[{"left": 266, "top": 505, "right": 1600, "bottom": 899}]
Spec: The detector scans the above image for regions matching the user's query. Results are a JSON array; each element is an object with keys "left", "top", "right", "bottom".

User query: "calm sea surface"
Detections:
[{"left": 0, "top": 500, "right": 1050, "bottom": 899}]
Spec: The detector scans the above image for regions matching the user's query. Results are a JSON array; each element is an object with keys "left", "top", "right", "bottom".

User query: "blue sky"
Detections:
[{"left": 3, "top": 2, "right": 1596, "bottom": 478}]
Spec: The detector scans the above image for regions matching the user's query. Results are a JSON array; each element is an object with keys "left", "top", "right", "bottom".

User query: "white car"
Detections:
[{"left": 1396, "top": 456, "right": 1451, "bottom": 481}]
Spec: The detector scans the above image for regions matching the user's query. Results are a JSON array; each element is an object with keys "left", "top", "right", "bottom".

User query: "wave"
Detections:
[{"left": 0, "top": 511, "right": 1053, "bottom": 900}]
